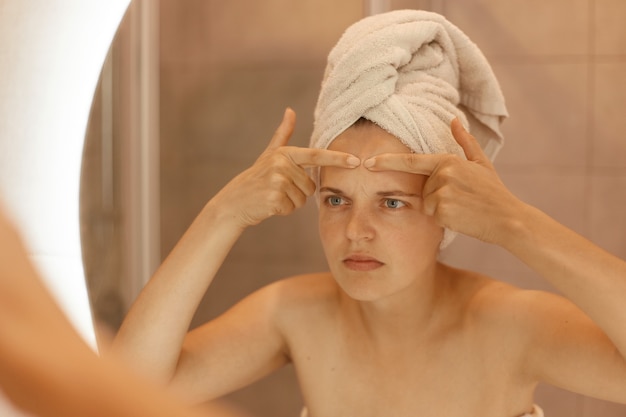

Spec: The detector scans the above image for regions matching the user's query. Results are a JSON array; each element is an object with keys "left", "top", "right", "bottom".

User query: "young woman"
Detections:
[{"left": 113, "top": 10, "right": 626, "bottom": 417}]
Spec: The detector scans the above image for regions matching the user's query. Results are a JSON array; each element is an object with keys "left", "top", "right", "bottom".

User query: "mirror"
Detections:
[
  {"left": 80, "top": 1, "right": 626, "bottom": 417},
  {"left": 0, "top": 1, "right": 131, "bottom": 415},
  {"left": 81, "top": 0, "right": 161, "bottom": 342}
]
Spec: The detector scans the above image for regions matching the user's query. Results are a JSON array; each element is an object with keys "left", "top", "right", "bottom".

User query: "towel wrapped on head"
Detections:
[{"left": 310, "top": 9, "right": 508, "bottom": 249}]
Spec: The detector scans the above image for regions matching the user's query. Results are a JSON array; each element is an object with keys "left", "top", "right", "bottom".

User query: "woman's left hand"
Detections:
[{"left": 363, "top": 119, "right": 524, "bottom": 244}]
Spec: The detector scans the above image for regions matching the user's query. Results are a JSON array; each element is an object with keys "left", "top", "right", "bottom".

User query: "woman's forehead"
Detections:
[
  {"left": 320, "top": 168, "right": 427, "bottom": 201},
  {"left": 327, "top": 122, "right": 412, "bottom": 159},
  {"left": 321, "top": 122, "right": 426, "bottom": 192},
  {"left": 320, "top": 158, "right": 427, "bottom": 193}
]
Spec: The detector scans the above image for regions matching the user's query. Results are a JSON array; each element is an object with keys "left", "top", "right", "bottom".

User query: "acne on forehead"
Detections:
[
  {"left": 327, "top": 123, "right": 413, "bottom": 158},
  {"left": 319, "top": 123, "right": 422, "bottom": 189},
  {"left": 319, "top": 161, "right": 427, "bottom": 192}
]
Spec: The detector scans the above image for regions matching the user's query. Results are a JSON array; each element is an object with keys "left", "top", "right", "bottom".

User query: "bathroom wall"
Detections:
[{"left": 82, "top": 1, "right": 626, "bottom": 416}]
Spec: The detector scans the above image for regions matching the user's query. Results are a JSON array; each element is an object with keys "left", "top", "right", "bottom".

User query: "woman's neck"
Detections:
[{"left": 344, "top": 262, "right": 458, "bottom": 348}]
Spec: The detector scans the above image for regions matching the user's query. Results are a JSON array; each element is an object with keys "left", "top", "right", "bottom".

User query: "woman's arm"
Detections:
[
  {"left": 111, "top": 108, "right": 359, "bottom": 389},
  {"left": 0, "top": 202, "right": 211, "bottom": 417},
  {"left": 500, "top": 198, "right": 626, "bottom": 358}
]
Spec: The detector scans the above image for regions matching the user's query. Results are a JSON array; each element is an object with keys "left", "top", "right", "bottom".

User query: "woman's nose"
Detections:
[{"left": 345, "top": 207, "right": 375, "bottom": 241}]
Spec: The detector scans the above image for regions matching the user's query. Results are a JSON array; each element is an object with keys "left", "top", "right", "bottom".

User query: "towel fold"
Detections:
[{"left": 310, "top": 9, "right": 508, "bottom": 248}]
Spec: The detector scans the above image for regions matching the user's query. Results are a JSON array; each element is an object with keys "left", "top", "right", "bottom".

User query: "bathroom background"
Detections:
[{"left": 80, "top": 0, "right": 626, "bottom": 416}]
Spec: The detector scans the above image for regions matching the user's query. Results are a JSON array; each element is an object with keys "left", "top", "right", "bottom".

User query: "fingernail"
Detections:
[
  {"left": 347, "top": 156, "right": 361, "bottom": 167},
  {"left": 363, "top": 158, "right": 375, "bottom": 168}
]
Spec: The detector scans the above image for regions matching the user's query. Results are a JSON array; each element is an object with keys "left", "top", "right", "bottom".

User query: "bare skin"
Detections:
[
  {"left": 0, "top": 203, "right": 215, "bottom": 417},
  {"left": 113, "top": 111, "right": 626, "bottom": 417}
]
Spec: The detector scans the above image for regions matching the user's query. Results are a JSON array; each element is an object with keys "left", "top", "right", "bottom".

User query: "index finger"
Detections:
[
  {"left": 363, "top": 152, "right": 443, "bottom": 175},
  {"left": 450, "top": 118, "right": 489, "bottom": 163},
  {"left": 266, "top": 108, "right": 297, "bottom": 150},
  {"left": 286, "top": 147, "right": 361, "bottom": 168}
]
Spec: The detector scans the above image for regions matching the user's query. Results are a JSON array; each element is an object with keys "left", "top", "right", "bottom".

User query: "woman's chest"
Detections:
[{"left": 290, "top": 330, "right": 527, "bottom": 417}]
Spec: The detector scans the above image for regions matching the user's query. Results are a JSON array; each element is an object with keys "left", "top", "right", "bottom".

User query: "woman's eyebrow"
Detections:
[
  {"left": 377, "top": 190, "right": 421, "bottom": 198},
  {"left": 319, "top": 186, "right": 344, "bottom": 194},
  {"left": 319, "top": 187, "right": 420, "bottom": 198}
]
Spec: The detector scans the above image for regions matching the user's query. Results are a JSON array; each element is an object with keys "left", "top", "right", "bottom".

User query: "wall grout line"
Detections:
[{"left": 583, "top": 0, "right": 596, "bottom": 246}]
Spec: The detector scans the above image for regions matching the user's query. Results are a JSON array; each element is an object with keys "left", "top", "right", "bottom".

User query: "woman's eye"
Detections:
[
  {"left": 384, "top": 199, "right": 405, "bottom": 209},
  {"left": 326, "top": 196, "right": 344, "bottom": 206}
]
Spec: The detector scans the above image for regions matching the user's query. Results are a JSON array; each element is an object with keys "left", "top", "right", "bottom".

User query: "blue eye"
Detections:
[
  {"left": 327, "top": 196, "right": 344, "bottom": 206},
  {"left": 384, "top": 199, "right": 405, "bottom": 209}
]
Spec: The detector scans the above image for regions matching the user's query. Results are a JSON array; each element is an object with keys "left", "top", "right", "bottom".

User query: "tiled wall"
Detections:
[{"left": 83, "top": 1, "right": 626, "bottom": 416}]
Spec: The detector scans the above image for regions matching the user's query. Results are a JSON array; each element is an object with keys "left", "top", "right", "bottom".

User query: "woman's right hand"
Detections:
[{"left": 211, "top": 108, "right": 360, "bottom": 229}]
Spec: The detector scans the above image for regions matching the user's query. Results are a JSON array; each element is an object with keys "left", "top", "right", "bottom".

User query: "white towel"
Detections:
[
  {"left": 309, "top": 10, "right": 508, "bottom": 248},
  {"left": 300, "top": 404, "right": 543, "bottom": 417}
]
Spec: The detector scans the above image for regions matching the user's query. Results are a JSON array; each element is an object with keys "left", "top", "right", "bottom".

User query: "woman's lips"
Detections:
[{"left": 342, "top": 255, "right": 384, "bottom": 271}]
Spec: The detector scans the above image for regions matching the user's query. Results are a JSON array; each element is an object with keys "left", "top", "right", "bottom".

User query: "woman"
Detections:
[{"left": 113, "top": 10, "right": 626, "bottom": 417}]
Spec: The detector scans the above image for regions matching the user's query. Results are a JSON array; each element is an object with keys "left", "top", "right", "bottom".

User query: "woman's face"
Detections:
[{"left": 318, "top": 122, "right": 443, "bottom": 302}]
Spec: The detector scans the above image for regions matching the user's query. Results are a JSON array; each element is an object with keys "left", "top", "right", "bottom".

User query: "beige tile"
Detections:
[
  {"left": 594, "top": 0, "right": 626, "bottom": 55},
  {"left": 160, "top": 65, "right": 325, "bottom": 163},
  {"left": 195, "top": 252, "right": 325, "bottom": 323},
  {"left": 194, "top": 67, "right": 324, "bottom": 159},
  {"left": 582, "top": 398, "right": 626, "bottom": 417},
  {"left": 228, "top": 202, "right": 324, "bottom": 265},
  {"left": 159, "top": 0, "right": 209, "bottom": 66},
  {"left": 534, "top": 383, "right": 584, "bottom": 417},
  {"left": 223, "top": 365, "right": 302, "bottom": 417},
  {"left": 498, "top": 170, "right": 588, "bottom": 235},
  {"left": 159, "top": 64, "right": 328, "bottom": 259},
  {"left": 208, "top": 0, "right": 362, "bottom": 64},
  {"left": 444, "top": 0, "right": 589, "bottom": 57},
  {"left": 440, "top": 234, "right": 558, "bottom": 292},
  {"left": 162, "top": 0, "right": 363, "bottom": 66},
  {"left": 389, "top": 0, "right": 437, "bottom": 11},
  {"left": 159, "top": 156, "right": 245, "bottom": 257},
  {"left": 492, "top": 62, "right": 588, "bottom": 168},
  {"left": 589, "top": 174, "right": 626, "bottom": 258},
  {"left": 592, "top": 63, "right": 626, "bottom": 168}
]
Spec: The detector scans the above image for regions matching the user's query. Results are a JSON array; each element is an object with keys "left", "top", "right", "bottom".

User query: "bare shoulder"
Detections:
[
  {"left": 246, "top": 273, "right": 340, "bottom": 360},
  {"left": 266, "top": 272, "right": 341, "bottom": 318},
  {"left": 457, "top": 269, "right": 626, "bottom": 397},
  {"left": 213, "top": 272, "right": 340, "bottom": 339},
  {"left": 448, "top": 266, "right": 569, "bottom": 321},
  {"left": 450, "top": 266, "right": 607, "bottom": 368},
  {"left": 199, "top": 272, "right": 340, "bottom": 341},
  {"left": 446, "top": 266, "right": 583, "bottom": 349},
  {"left": 469, "top": 273, "right": 582, "bottom": 329}
]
